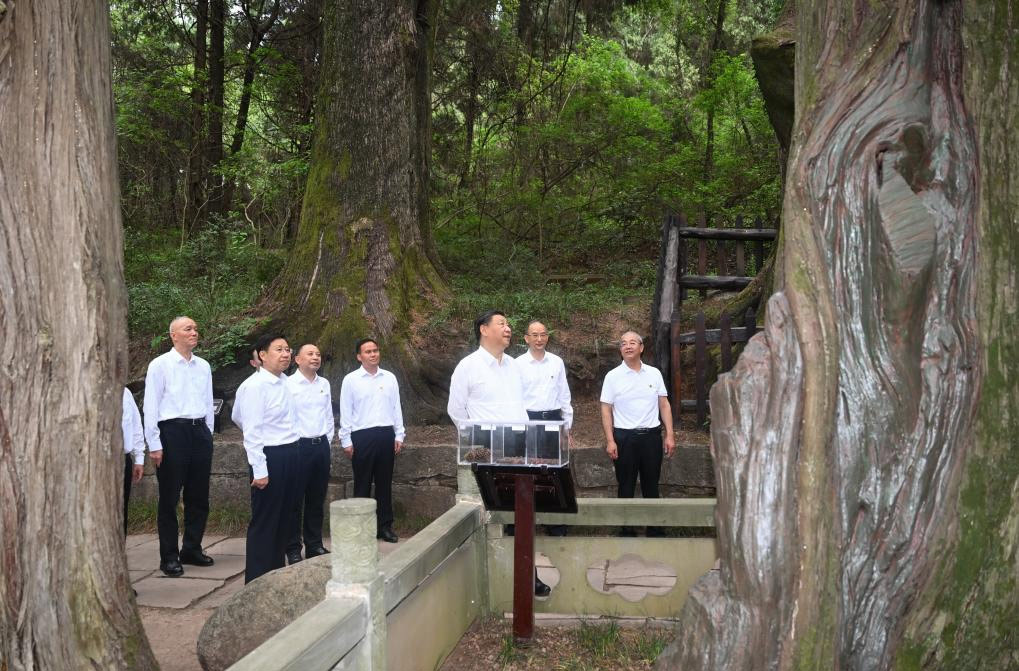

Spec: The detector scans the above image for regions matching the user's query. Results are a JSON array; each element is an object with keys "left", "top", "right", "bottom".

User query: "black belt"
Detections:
[
  {"left": 302, "top": 435, "right": 328, "bottom": 444},
  {"left": 616, "top": 426, "right": 659, "bottom": 435},
  {"left": 160, "top": 417, "right": 205, "bottom": 426},
  {"left": 528, "top": 409, "right": 562, "bottom": 420}
]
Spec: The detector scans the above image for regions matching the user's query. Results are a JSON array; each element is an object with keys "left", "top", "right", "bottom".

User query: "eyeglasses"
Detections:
[{"left": 527, "top": 332, "right": 549, "bottom": 338}]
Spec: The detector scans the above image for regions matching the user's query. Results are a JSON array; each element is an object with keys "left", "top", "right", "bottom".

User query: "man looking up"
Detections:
[
  {"left": 448, "top": 311, "right": 550, "bottom": 596},
  {"left": 515, "top": 319, "right": 573, "bottom": 536},
  {"left": 231, "top": 334, "right": 302, "bottom": 583},
  {"left": 339, "top": 338, "right": 405, "bottom": 543},
  {"left": 143, "top": 316, "right": 215, "bottom": 577},
  {"left": 600, "top": 330, "right": 675, "bottom": 537},
  {"left": 285, "top": 343, "right": 334, "bottom": 562}
]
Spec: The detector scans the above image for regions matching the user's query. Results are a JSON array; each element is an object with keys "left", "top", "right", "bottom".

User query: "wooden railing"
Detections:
[{"left": 652, "top": 213, "right": 776, "bottom": 426}]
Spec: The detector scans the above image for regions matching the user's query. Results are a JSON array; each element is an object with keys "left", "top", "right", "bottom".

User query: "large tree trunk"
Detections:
[
  {"left": 207, "top": 0, "right": 226, "bottom": 220},
  {"left": 0, "top": 1, "right": 157, "bottom": 668},
  {"left": 657, "top": 1, "right": 1018, "bottom": 669},
  {"left": 185, "top": 0, "right": 209, "bottom": 233},
  {"left": 266, "top": 0, "right": 447, "bottom": 421}
]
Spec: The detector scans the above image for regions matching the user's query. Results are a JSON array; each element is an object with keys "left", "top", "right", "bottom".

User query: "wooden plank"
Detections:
[
  {"left": 670, "top": 313, "right": 682, "bottom": 423},
  {"left": 697, "top": 240, "right": 707, "bottom": 298},
  {"left": 735, "top": 240, "right": 745, "bottom": 276},
  {"left": 720, "top": 312, "right": 732, "bottom": 372},
  {"left": 745, "top": 307, "right": 757, "bottom": 339},
  {"left": 717, "top": 231, "right": 728, "bottom": 276},
  {"left": 679, "top": 275, "right": 754, "bottom": 291},
  {"left": 676, "top": 326, "right": 753, "bottom": 345},
  {"left": 694, "top": 311, "right": 707, "bottom": 427},
  {"left": 753, "top": 215, "right": 765, "bottom": 271},
  {"left": 677, "top": 213, "right": 688, "bottom": 302},
  {"left": 676, "top": 227, "right": 777, "bottom": 241}
]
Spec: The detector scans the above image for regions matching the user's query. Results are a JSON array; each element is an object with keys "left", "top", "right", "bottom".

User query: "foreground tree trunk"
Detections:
[
  {"left": 657, "top": 1, "right": 1018, "bottom": 669},
  {"left": 266, "top": 0, "right": 447, "bottom": 420},
  {"left": 0, "top": 1, "right": 157, "bottom": 668}
]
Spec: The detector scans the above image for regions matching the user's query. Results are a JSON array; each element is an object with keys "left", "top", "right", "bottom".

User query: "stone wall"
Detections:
[{"left": 130, "top": 428, "right": 716, "bottom": 526}]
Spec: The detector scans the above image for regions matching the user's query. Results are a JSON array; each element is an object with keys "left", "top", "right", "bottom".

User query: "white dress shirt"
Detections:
[
  {"left": 142, "top": 348, "right": 214, "bottom": 452},
  {"left": 514, "top": 350, "right": 574, "bottom": 429},
  {"left": 230, "top": 368, "right": 300, "bottom": 479},
  {"left": 599, "top": 361, "right": 668, "bottom": 429},
  {"left": 232, "top": 370, "right": 260, "bottom": 431},
  {"left": 286, "top": 371, "right": 335, "bottom": 441},
  {"left": 122, "top": 388, "right": 146, "bottom": 465},
  {"left": 447, "top": 347, "right": 528, "bottom": 424},
  {"left": 338, "top": 367, "right": 405, "bottom": 448}
]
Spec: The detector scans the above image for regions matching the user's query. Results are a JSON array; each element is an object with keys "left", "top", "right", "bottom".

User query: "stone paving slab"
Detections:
[
  {"left": 206, "top": 537, "right": 246, "bottom": 555},
  {"left": 130, "top": 570, "right": 153, "bottom": 583},
  {"left": 178, "top": 553, "right": 246, "bottom": 581},
  {"left": 135, "top": 576, "right": 224, "bottom": 609},
  {"left": 126, "top": 533, "right": 157, "bottom": 549},
  {"left": 196, "top": 575, "right": 245, "bottom": 610}
]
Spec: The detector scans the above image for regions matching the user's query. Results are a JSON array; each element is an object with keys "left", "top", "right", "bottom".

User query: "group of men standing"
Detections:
[
  {"left": 124, "top": 317, "right": 404, "bottom": 585},
  {"left": 124, "top": 311, "right": 675, "bottom": 587}
]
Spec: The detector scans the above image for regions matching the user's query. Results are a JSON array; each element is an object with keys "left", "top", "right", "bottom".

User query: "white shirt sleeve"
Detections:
[
  {"left": 142, "top": 359, "right": 165, "bottom": 452},
  {"left": 235, "top": 387, "right": 269, "bottom": 479},
  {"left": 557, "top": 360, "right": 574, "bottom": 430},
  {"left": 447, "top": 362, "right": 469, "bottom": 425},
  {"left": 599, "top": 372, "right": 615, "bottom": 405},
  {"left": 392, "top": 378, "right": 406, "bottom": 443},
  {"left": 338, "top": 376, "right": 354, "bottom": 448},
  {"left": 323, "top": 379, "right": 336, "bottom": 443},
  {"left": 123, "top": 388, "right": 146, "bottom": 465},
  {"left": 204, "top": 360, "right": 215, "bottom": 433}
]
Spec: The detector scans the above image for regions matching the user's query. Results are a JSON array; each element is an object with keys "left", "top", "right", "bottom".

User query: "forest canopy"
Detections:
[{"left": 113, "top": 0, "right": 784, "bottom": 371}]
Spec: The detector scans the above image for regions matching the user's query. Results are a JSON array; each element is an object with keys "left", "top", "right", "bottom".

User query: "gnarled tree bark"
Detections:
[
  {"left": 0, "top": 1, "right": 157, "bottom": 668},
  {"left": 658, "top": 1, "right": 1018, "bottom": 669},
  {"left": 265, "top": 0, "right": 448, "bottom": 421}
]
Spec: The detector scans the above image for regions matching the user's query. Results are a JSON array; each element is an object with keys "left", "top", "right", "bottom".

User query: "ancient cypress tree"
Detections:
[
  {"left": 0, "top": 1, "right": 157, "bottom": 668},
  {"left": 265, "top": 0, "right": 448, "bottom": 419},
  {"left": 657, "top": 1, "right": 1019, "bottom": 669}
]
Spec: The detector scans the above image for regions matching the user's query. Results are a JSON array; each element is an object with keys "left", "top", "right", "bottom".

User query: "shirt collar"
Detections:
[
  {"left": 359, "top": 366, "right": 384, "bottom": 378},
  {"left": 290, "top": 371, "right": 319, "bottom": 384},
  {"left": 257, "top": 367, "right": 285, "bottom": 384},
  {"left": 619, "top": 360, "right": 645, "bottom": 374},
  {"left": 523, "top": 350, "right": 548, "bottom": 363},
  {"left": 476, "top": 346, "right": 509, "bottom": 367},
  {"left": 170, "top": 348, "right": 195, "bottom": 365}
]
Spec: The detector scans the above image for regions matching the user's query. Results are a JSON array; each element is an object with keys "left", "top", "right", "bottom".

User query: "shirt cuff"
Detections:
[
  {"left": 341, "top": 439, "right": 353, "bottom": 448},
  {"left": 133, "top": 452, "right": 146, "bottom": 465},
  {"left": 395, "top": 433, "right": 406, "bottom": 443},
  {"left": 251, "top": 463, "right": 269, "bottom": 480}
]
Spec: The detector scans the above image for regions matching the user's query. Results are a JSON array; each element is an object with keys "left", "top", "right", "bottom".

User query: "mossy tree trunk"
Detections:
[
  {"left": 657, "top": 1, "right": 1018, "bottom": 669},
  {"left": 0, "top": 1, "right": 157, "bottom": 668},
  {"left": 267, "top": 0, "right": 447, "bottom": 421}
]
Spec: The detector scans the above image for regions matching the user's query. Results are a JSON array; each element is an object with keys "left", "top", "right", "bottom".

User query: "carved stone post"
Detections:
[{"left": 328, "top": 498, "right": 385, "bottom": 670}]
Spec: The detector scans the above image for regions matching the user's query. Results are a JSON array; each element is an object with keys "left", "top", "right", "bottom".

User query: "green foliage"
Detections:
[{"left": 125, "top": 222, "right": 284, "bottom": 370}]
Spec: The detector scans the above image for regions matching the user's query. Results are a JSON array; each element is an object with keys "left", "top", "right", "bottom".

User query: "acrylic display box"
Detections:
[{"left": 456, "top": 420, "right": 570, "bottom": 467}]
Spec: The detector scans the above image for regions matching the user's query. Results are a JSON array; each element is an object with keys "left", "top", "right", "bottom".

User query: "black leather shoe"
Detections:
[
  {"left": 377, "top": 529, "right": 399, "bottom": 543},
  {"left": 179, "top": 551, "right": 214, "bottom": 567},
  {"left": 534, "top": 578, "right": 551, "bottom": 597},
  {"left": 286, "top": 550, "right": 304, "bottom": 565},
  {"left": 160, "top": 559, "right": 184, "bottom": 577},
  {"left": 306, "top": 546, "right": 330, "bottom": 557}
]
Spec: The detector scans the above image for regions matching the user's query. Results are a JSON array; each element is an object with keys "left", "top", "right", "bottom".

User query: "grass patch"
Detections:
[
  {"left": 440, "top": 617, "right": 673, "bottom": 671},
  {"left": 126, "top": 499, "right": 251, "bottom": 536}
]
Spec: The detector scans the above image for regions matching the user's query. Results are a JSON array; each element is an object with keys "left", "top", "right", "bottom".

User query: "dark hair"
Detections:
[
  {"left": 473, "top": 310, "right": 505, "bottom": 343},
  {"left": 295, "top": 343, "right": 318, "bottom": 357},
  {"left": 354, "top": 337, "right": 379, "bottom": 355},
  {"left": 254, "top": 333, "right": 287, "bottom": 357}
]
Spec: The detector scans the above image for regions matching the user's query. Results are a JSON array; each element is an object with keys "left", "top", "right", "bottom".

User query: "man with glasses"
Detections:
[
  {"left": 515, "top": 320, "right": 573, "bottom": 536},
  {"left": 600, "top": 330, "right": 675, "bottom": 537},
  {"left": 143, "top": 316, "right": 215, "bottom": 577}
]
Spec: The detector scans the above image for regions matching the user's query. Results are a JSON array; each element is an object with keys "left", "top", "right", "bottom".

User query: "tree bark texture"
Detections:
[
  {"left": 0, "top": 2, "right": 157, "bottom": 669},
  {"left": 656, "top": 1, "right": 1019, "bottom": 669},
  {"left": 267, "top": 0, "right": 447, "bottom": 421}
]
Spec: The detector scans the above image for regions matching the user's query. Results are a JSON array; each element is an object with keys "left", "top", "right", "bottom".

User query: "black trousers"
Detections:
[
  {"left": 123, "top": 454, "right": 134, "bottom": 536},
  {"left": 246, "top": 442, "right": 301, "bottom": 583},
  {"left": 286, "top": 435, "right": 331, "bottom": 554},
  {"left": 351, "top": 426, "right": 395, "bottom": 534},
  {"left": 613, "top": 427, "right": 664, "bottom": 536},
  {"left": 526, "top": 409, "right": 566, "bottom": 537},
  {"left": 155, "top": 420, "right": 213, "bottom": 561}
]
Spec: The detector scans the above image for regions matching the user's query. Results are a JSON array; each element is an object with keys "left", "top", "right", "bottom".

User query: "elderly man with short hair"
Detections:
[
  {"left": 143, "top": 316, "right": 215, "bottom": 577},
  {"left": 600, "top": 330, "right": 675, "bottom": 537}
]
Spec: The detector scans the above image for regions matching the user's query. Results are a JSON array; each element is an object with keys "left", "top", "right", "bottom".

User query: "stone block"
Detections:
[
  {"left": 211, "top": 437, "right": 248, "bottom": 474},
  {"left": 391, "top": 484, "right": 455, "bottom": 522},
  {"left": 661, "top": 445, "right": 714, "bottom": 488},
  {"left": 393, "top": 445, "right": 457, "bottom": 482},
  {"left": 135, "top": 575, "right": 224, "bottom": 609},
  {"left": 571, "top": 448, "right": 617, "bottom": 488}
]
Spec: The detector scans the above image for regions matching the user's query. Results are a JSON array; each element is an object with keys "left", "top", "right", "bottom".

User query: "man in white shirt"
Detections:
[
  {"left": 448, "top": 311, "right": 550, "bottom": 596},
  {"left": 600, "top": 330, "right": 675, "bottom": 537},
  {"left": 515, "top": 319, "right": 573, "bottom": 536},
  {"left": 121, "top": 388, "right": 146, "bottom": 536},
  {"left": 143, "top": 316, "right": 215, "bottom": 577},
  {"left": 339, "top": 338, "right": 405, "bottom": 543},
  {"left": 231, "top": 333, "right": 302, "bottom": 583},
  {"left": 285, "top": 343, "right": 334, "bottom": 562}
]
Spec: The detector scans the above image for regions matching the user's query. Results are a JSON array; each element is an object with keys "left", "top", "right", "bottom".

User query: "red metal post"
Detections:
[{"left": 512, "top": 473, "right": 536, "bottom": 644}]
